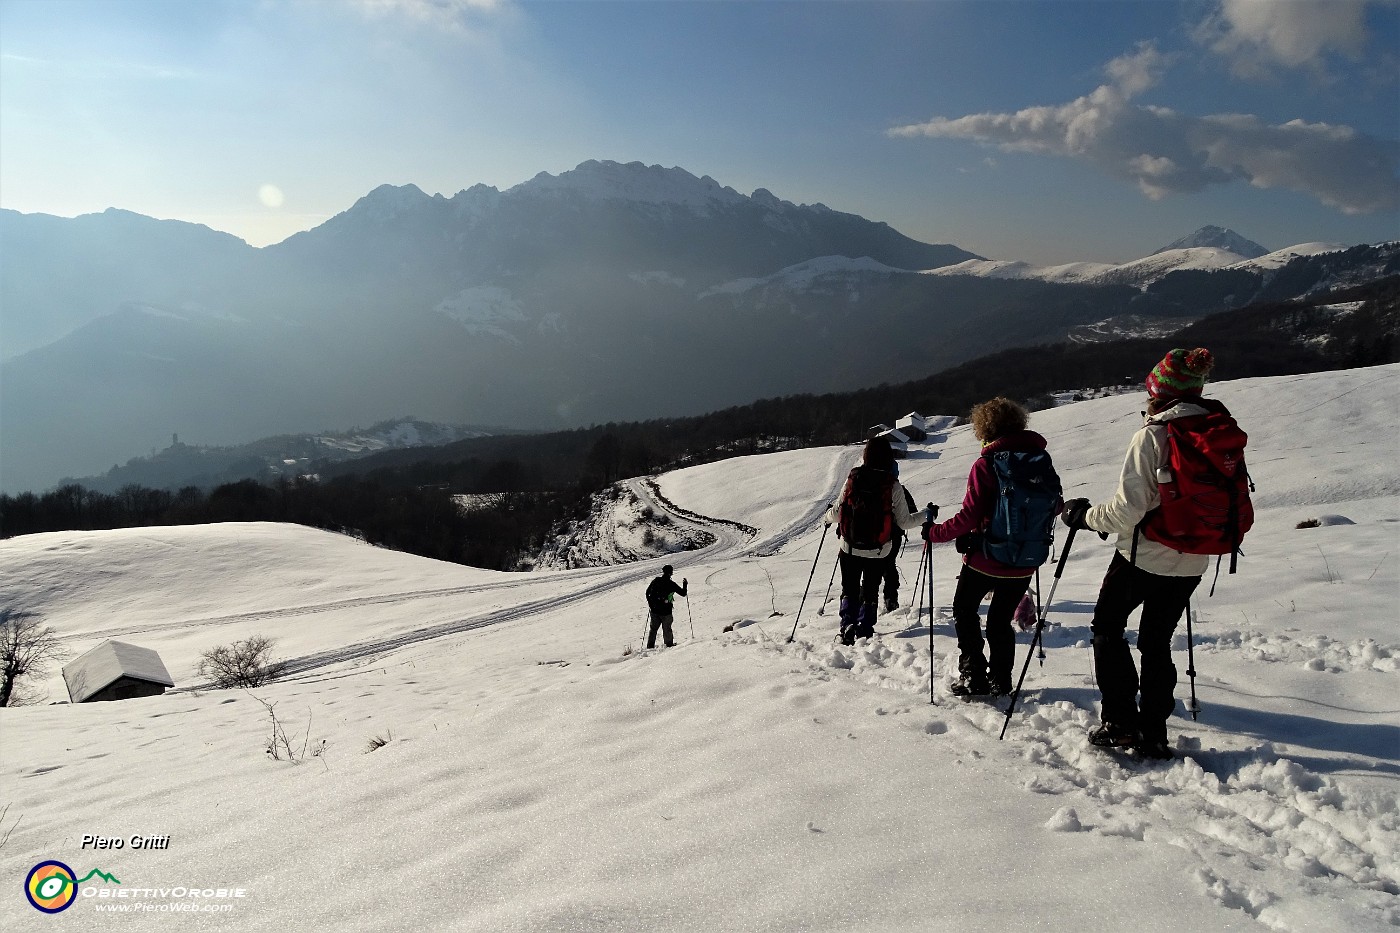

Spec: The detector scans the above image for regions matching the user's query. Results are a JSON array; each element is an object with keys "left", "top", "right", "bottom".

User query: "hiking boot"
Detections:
[
  {"left": 1136, "top": 738, "right": 1172, "bottom": 760},
  {"left": 838, "top": 625, "right": 856, "bottom": 647},
  {"left": 884, "top": 595, "right": 899, "bottom": 613},
  {"left": 950, "top": 673, "right": 992, "bottom": 697},
  {"left": 1088, "top": 723, "right": 1139, "bottom": 749},
  {"left": 988, "top": 677, "right": 1013, "bottom": 698}
]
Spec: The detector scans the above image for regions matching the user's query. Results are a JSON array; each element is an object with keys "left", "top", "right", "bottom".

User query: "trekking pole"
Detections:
[
  {"left": 787, "top": 523, "right": 831, "bottom": 643},
  {"left": 1185, "top": 599, "right": 1200, "bottom": 720},
  {"left": 686, "top": 594, "right": 696, "bottom": 640},
  {"left": 640, "top": 613, "right": 651, "bottom": 653},
  {"left": 910, "top": 540, "right": 928, "bottom": 626},
  {"left": 1000, "top": 526, "right": 1079, "bottom": 740},
  {"left": 816, "top": 553, "right": 841, "bottom": 616},
  {"left": 1035, "top": 566, "right": 1046, "bottom": 666},
  {"left": 925, "top": 505, "right": 937, "bottom": 703}
]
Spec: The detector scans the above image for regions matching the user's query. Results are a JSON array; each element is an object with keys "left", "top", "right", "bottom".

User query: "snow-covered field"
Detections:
[{"left": 1, "top": 365, "right": 1396, "bottom": 931}]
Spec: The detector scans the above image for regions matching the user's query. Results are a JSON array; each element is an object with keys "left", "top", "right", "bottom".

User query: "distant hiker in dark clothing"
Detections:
[
  {"left": 1063, "top": 348, "right": 1231, "bottom": 760},
  {"left": 825, "top": 436, "right": 929, "bottom": 646},
  {"left": 645, "top": 565, "right": 688, "bottom": 648},
  {"left": 923, "top": 398, "right": 1061, "bottom": 697}
]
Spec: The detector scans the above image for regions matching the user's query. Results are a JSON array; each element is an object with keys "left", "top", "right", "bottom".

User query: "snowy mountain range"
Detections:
[
  {"left": 2, "top": 159, "right": 1396, "bottom": 493},
  {"left": 1, "top": 365, "right": 1395, "bottom": 930}
]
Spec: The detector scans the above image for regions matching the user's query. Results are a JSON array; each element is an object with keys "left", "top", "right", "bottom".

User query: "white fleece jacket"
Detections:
[{"left": 1084, "top": 402, "right": 1211, "bottom": 578}]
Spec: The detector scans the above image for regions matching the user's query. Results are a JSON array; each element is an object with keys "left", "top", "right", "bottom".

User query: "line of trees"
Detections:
[{"left": 0, "top": 475, "right": 572, "bottom": 570}]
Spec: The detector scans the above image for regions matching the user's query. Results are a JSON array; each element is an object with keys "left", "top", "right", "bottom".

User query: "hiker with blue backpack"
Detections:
[
  {"left": 922, "top": 397, "right": 1062, "bottom": 697},
  {"left": 824, "top": 435, "right": 930, "bottom": 646},
  {"left": 1062, "top": 347, "right": 1253, "bottom": 759}
]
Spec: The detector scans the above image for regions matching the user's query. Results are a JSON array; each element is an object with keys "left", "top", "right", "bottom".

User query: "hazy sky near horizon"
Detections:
[{"left": 1, "top": 0, "right": 1396, "bottom": 265}]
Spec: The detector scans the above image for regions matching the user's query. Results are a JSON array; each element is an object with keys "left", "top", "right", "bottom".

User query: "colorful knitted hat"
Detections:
[{"left": 1146, "top": 348, "right": 1214, "bottom": 399}]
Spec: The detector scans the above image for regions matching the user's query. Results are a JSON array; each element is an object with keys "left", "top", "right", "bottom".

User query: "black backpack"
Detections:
[
  {"left": 645, "top": 577, "right": 673, "bottom": 613},
  {"left": 837, "top": 466, "right": 896, "bottom": 551}
]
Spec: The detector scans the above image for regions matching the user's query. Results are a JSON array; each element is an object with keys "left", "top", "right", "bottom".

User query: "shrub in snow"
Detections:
[{"left": 198, "top": 635, "right": 287, "bottom": 688}]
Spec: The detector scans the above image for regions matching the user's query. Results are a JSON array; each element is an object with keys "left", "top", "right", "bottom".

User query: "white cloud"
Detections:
[
  {"left": 347, "top": 0, "right": 506, "bottom": 34},
  {"left": 1194, "top": 0, "right": 1372, "bottom": 79},
  {"left": 888, "top": 42, "right": 1399, "bottom": 214}
]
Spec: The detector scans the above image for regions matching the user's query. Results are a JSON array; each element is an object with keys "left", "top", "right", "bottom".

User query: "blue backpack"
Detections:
[{"left": 981, "top": 450, "right": 1062, "bottom": 568}]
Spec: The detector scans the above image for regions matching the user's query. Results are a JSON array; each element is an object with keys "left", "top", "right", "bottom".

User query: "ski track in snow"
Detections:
[
  {"left": 167, "top": 449, "right": 845, "bottom": 687},
  {"left": 726, "top": 620, "right": 1400, "bottom": 929}
]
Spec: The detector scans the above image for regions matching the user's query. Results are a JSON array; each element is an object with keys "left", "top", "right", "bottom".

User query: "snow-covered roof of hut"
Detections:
[
  {"left": 63, "top": 640, "right": 174, "bottom": 703},
  {"left": 880, "top": 428, "right": 910, "bottom": 444},
  {"left": 897, "top": 412, "right": 926, "bottom": 426}
]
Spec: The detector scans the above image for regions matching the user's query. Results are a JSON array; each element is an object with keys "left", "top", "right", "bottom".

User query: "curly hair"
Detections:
[{"left": 970, "top": 397, "right": 1028, "bottom": 443}]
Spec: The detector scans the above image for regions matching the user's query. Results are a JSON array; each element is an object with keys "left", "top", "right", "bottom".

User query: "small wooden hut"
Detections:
[{"left": 63, "top": 640, "right": 175, "bottom": 703}]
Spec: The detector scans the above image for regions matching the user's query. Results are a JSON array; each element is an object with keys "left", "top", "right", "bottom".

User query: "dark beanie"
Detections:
[{"left": 1146, "top": 348, "right": 1214, "bottom": 399}]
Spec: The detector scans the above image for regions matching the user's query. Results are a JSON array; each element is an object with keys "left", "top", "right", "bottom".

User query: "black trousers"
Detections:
[
  {"left": 838, "top": 550, "right": 884, "bottom": 635},
  {"left": 647, "top": 611, "right": 675, "bottom": 648},
  {"left": 951, "top": 565, "right": 1032, "bottom": 685},
  {"left": 1090, "top": 552, "right": 1200, "bottom": 742},
  {"left": 881, "top": 540, "right": 901, "bottom": 602}
]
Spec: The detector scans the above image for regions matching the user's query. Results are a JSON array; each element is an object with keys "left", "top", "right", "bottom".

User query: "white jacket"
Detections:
[
  {"left": 1084, "top": 402, "right": 1211, "bottom": 578},
  {"left": 824, "top": 473, "right": 929, "bottom": 559}
]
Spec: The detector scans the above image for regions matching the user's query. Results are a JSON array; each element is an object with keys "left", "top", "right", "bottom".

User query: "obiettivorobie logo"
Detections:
[{"left": 24, "top": 860, "right": 121, "bottom": 913}]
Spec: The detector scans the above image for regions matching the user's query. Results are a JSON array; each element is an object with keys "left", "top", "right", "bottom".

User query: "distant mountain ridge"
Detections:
[
  {"left": 3, "top": 159, "right": 1397, "bottom": 493},
  {"left": 66, "top": 418, "right": 494, "bottom": 495}
]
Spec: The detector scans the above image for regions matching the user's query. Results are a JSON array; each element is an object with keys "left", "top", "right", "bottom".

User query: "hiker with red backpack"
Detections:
[
  {"left": 922, "top": 397, "right": 1062, "bottom": 697},
  {"left": 824, "top": 435, "right": 930, "bottom": 646},
  {"left": 1063, "top": 347, "right": 1253, "bottom": 759}
]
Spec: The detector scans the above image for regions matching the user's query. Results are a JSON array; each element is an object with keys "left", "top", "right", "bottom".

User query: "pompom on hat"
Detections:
[{"left": 1146, "top": 347, "right": 1214, "bottom": 399}]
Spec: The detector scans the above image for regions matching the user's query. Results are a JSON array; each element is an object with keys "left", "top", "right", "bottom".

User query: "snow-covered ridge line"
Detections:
[
  {"left": 924, "top": 242, "right": 1350, "bottom": 287},
  {"left": 702, "top": 255, "right": 906, "bottom": 297}
]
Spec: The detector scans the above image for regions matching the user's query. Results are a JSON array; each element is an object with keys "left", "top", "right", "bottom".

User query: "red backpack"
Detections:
[
  {"left": 837, "top": 466, "right": 895, "bottom": 551},
  {"left": 1136, "top": 399, "right": 1254, "bottom": 575}
]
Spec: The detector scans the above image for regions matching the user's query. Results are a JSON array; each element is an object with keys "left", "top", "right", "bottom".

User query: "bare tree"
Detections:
[
  {"left": 197, "top": 635, "right": 287, "bottom": 688},
  {"left": 0, "top": 609, "right": 69, "bottom": 707}
]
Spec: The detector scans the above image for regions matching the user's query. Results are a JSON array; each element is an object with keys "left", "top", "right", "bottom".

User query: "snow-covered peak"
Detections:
[
  {"left": 1154, "top": 225, "right": 1269, "bottom": 259},
  {"left": 750, "top": 188, "right": 792, "bottom": 210},
  {"left": 508, "top": 160, "right": 750, "bottom": 210},
  {"left": 347, "top": 183, "right": 434, "bottom": 222},
  {"left": 448, "top": 183, "right": 503, "bottom": 219}
]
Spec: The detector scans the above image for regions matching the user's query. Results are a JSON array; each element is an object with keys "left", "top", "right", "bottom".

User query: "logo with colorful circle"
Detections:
[{"left": 24, "top": 861, "right": 120, "bottom": 913}]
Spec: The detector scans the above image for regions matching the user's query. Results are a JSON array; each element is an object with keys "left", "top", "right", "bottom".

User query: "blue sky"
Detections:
[{"left": 1, "top": 0, "right": 1396, "bottom": 265}]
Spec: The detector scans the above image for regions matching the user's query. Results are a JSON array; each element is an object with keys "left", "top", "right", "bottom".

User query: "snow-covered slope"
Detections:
[
  {"left": 1230, "top": 242, "right": 1349, "bottom": 272},
  {"left": 1, "top": 365, "right": 1396, "bottom": 932}
]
